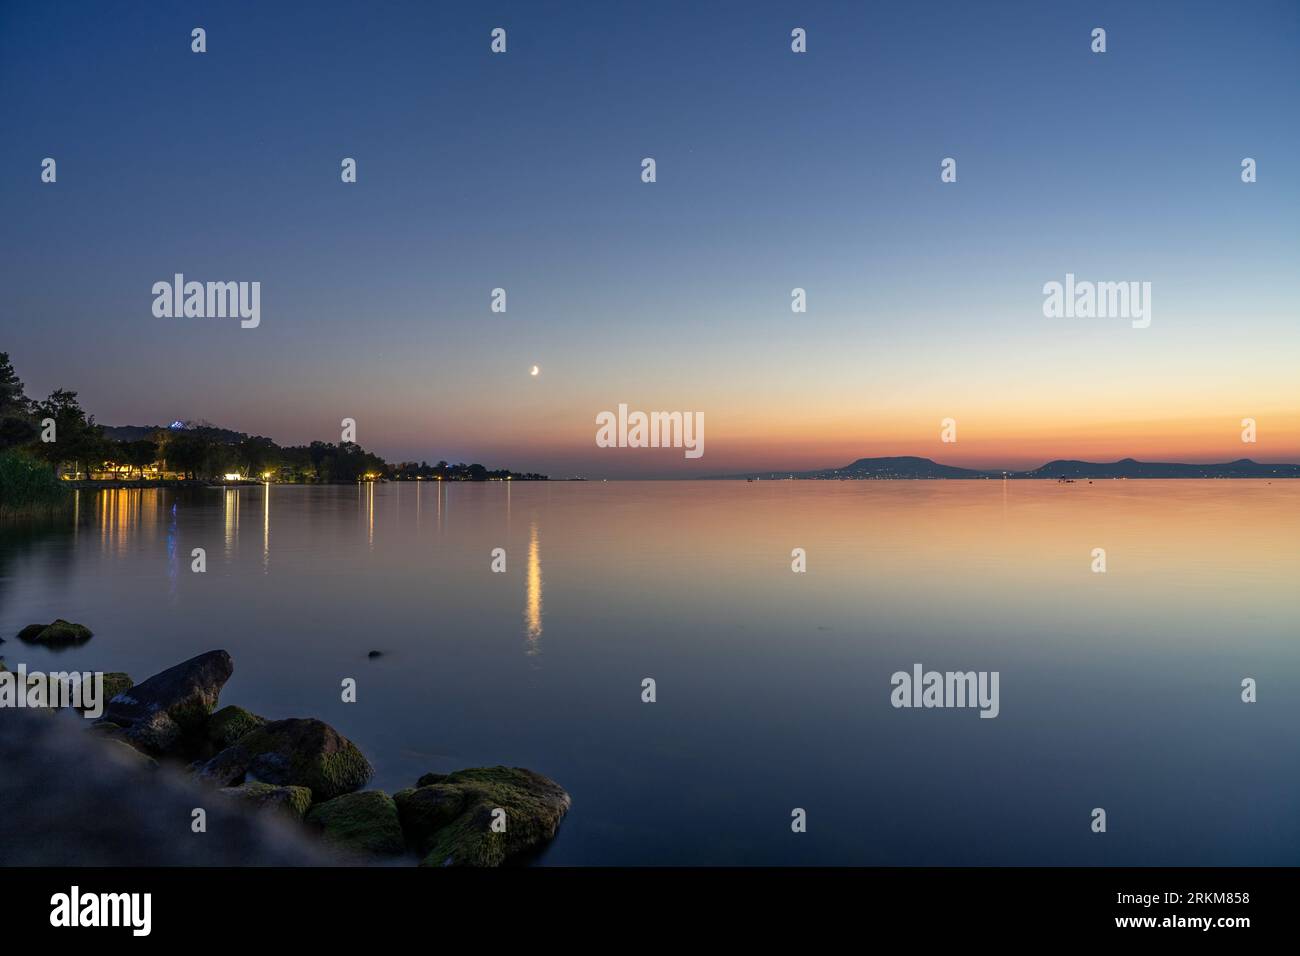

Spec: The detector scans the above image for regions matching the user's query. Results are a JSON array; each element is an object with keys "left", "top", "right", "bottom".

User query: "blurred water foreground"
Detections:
[{"left": 0, "top": 707, "right": 330, "bottom": 866}]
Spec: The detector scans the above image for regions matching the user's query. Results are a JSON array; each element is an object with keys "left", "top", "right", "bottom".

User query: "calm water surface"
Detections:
[{"left": 2, "top": 480, "right": 1296, "bottom": 864}]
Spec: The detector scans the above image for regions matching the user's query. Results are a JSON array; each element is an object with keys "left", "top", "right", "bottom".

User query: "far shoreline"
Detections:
[
  {"left": 55, "top": 474, "right": 1300, "bottom": 491},
  {"left": 64, "top": 477, "right": 553, "bottom": 490}
]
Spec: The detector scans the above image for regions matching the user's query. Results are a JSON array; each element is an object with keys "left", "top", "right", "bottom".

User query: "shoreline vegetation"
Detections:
[
  {"left": 0, "top": 352, "right": 545, "bottom": 519},
  {"left": 0, "top": 449, "right": 74, "bottom": 519}
]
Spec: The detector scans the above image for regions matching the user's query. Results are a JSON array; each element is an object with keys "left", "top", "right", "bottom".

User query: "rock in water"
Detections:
[
  {"left": 101, "top": 672, "right": 134, "bottom": 701},
  {"left": 123, "top": 710, "right": 183, "bottom": 755},
  {"left": 73, "top": 673, "right": 133, "bottom": 716},
  {"left": 220, "top": 781, "right": 313, "bottom": 820},
  {"left": 16, "top": 619, "right": 93, "bottom": 647},
  {"left": 394, "top": 783, "right": 467, "bottom": 846},
  {"left": 397, "top": 767, "right": 570, "bottom": 867},
  {"left": 206, "top": 705, "right": 266, "bottom": 749},
  {"left": 305, "top": 790, "right": 405, "bottom": 856},
  {"left": 102, "top": 649, "right": 232, "bottom": 734},
  {"left": 195, "top": 718, "right": 373, "bottom": 801}
]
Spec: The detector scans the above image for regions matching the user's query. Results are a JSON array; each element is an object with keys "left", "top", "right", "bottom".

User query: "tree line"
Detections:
[{"left": 0, "top": 353, "right": 544, "bottom": 483}]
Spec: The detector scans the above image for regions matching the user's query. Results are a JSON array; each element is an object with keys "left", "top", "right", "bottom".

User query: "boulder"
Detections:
[
  {"left": 402, "top": 767, "right": 570, "bottom": 867},
  {"left": 75, "top": 673, "right": 132, "bottom": 715},
  {"left": 122, "top": 710, "right": 183, "bottom": 755},
  {"left": 101, "top": 672, "right": 134, "bottom": 701},
  {"left": 103, "top": 739, "right": 159, "bottom": 772},
  {"left": 394, "top": 784, "right": 467, "bottom": 847},
  {"left": 17, "top": 619, "right": 93, "bottom": 647},
  {"left": 219, "top": 781, "right": 313, "bottom": 820},
  {"left": 206, "top": 705, "right": 266, "bottom": 749},
  {"left": 195, "top": 718, "right": 373, "bottom": 801},
  {"left": 102, "top": 650, "right": 232, "bottom": 733},
  {"left": 90, "top": 710, "right": 178, "bottom": 757},
  {"left": 305, "top": 790, "right": 405, "bottom": 856},
  {"left": 88, "top": 720, "right": 156, "bottom": 759}
]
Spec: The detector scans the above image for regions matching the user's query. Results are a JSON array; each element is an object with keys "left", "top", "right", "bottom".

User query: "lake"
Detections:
[{"left": 2, "top": 480, "right": 1296, "bottom": 864}]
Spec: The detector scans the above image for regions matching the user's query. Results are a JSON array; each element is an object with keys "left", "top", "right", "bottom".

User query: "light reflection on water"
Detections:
[
  {"left": 525, "top": 521, "right": 543, "bottom": 652},
  {"left": 1, "top": 480, "right": 1296, "bottom": 865}
]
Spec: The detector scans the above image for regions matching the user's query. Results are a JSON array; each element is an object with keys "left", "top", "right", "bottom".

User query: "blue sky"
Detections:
[{"left": 2, "top": 0, "right": 1297, "bottom": 475}]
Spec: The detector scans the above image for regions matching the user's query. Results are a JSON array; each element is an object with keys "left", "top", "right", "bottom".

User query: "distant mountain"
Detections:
[
  {"left": 715, "top": 456, "right": 1300, "bottom": 480},
  {"left": 813, "top": 456, "right": 994, "bottom": 479},
  {"left": 1013, "top": 458, "right": 1300, "bottom": 479},
  {"left": 101, "top": 424, "right": 167, "bottom": 442},
  {"left": 720, "top": 456, "right": 995, "bottom": 480}
]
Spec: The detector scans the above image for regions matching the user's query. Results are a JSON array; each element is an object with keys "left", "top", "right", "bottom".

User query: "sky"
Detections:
[{"left": 1, "top": 0, "right": 1297, "bottom": 477}]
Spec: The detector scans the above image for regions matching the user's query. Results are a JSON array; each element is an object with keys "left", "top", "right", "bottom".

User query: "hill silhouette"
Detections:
[{"left": 719, "top": 456, "right": 1300, "bottom": 480}]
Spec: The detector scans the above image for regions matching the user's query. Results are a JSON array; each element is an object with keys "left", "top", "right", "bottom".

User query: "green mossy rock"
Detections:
[
  {"left": 220, "top": 781, "right": 313, "bottom": 820},
  {"left": 100, "top": 673, "right": 134, "bottom": 701},
  {"left": 409, "top": 767, "right": 571, "bottom": 867},
  {"left": 306, "top": 790, "right": 405, "bottom": 856},
  {"left": 207, "top": 705, "right": 266, "bottom": 749},
  {"left": 75, "top": 673, "right": 133, "bottom": 714},
  {"left": 196, "top": 718, "right": 373, "bottom": 801},
  {"left": 17, "top": 620, "right": 93, "bottom": 647},
  {"left": 394, "top": 784, "right": 468, "bottom": 847}
]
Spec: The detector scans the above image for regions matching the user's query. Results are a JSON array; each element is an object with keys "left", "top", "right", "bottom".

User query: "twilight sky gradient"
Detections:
[{"left": 2, "top": 0, "right": 1297, "bottom": 478}]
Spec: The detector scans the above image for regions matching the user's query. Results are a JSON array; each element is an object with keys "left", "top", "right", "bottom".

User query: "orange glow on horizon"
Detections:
[{"left": 466, "top": 409, "right": 1300, "bottom": 474}]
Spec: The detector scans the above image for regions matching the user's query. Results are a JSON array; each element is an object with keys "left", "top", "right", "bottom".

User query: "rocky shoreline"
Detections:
[{"left": 3, "top": 642, "right": 570, "bottom": 867}]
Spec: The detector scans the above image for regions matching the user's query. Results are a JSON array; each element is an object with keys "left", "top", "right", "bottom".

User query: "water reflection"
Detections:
[
  {"left": 262, "top": 483, "right": 270, "bottom": 572},
  {"left": 365, "top": 481, "right": 374, "bottom": 549},
  {"left": 7, "top": 481, "right": 1293, "bottom": 865},
  {"left": 224, "top": 487, "right": 239, "bottom": 558},
  {"left": 524, "top": 520, "right": 542, "bottom": 652},
  {"left": 98, "top": 488, "right": 142, "bottom": 556},
  {"left": 0, "top": 516, "right": 75, "bottom": 614},
  {"left": 167, "top": 500, "right": 178, "bottom": 602}
]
